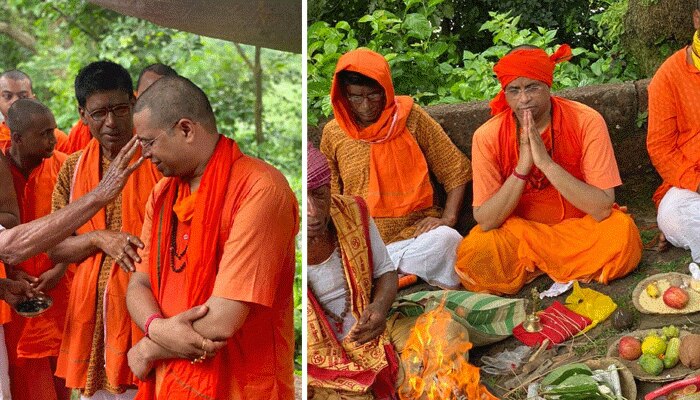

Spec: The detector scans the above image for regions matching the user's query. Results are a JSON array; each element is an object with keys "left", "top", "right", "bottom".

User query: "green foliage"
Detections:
[
  {"left": 309, "top": 0, "right": 616, "bottom": 58},
  {"left": 0, "top": 0, "right": 302, "bottom": 371},
  {"left": 308, "top": 7, "right": 641, "bottom": 124}
]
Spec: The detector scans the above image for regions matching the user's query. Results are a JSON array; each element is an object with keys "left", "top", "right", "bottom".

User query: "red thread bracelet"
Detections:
[
  {"left": 144, "top": 313, "right": 163, "bottom": 338},
  {"left": 512, "top": 170, "right": 529, "bottom": 181}
]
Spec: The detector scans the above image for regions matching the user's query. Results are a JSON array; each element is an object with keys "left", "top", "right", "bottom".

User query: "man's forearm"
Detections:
[
  {"left": 541, "top": 161, "right": 614, "bottom": 221},
  {"left": 473, "top": 175, "right": 526, "bottom": 231},
  {"left": 441, "top": 184, "right": 466, "bottom": 226},
  {"left": 371, "top": 270, "right": 398, "bottom": 315},
  {"left": 127, "top": 272, "right": 163, "bottom": 330},
  {"left": 0, "top": 191, "right": 111, "bottom": 266},
  {"left": 48, "top": 231, "right": 101, "bottom": 264}
]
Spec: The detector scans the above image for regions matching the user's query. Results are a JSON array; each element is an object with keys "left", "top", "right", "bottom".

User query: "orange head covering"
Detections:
[
  {"left": 330, "top": 49, "right": 433, "bottom": 217},
  {"left": 489, "top": 44, "right": 572, "bottom": 115}
]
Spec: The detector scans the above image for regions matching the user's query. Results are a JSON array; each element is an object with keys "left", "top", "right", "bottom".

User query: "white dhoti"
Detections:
[
  {"left": 81, "top": 389, "right": 137, "bottom": 400},
  {"left": 386, "top": 226, "right": 462, "bottom": 289},
  {"left": 658, "top": 187, "right": 700, "bottom": 262}
]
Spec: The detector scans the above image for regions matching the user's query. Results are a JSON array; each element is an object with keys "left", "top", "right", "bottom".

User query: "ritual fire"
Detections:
[{"left": 399, "top": 300, "right": 498, "bottom": 400}]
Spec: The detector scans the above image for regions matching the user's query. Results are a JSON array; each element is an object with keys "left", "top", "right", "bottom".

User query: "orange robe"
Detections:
[
  {"left": 60, "top": 120, "right": 92, "bottom": 155},
  {"left": 4, "top": 150, "right": 68, "bottom": 400},
  {"left": 0, "top": 122, "right": 68, "bottom": 153},
  {"left": 647, "top": 48, "right": 700, "bottom": 207},
  {"left": 135, "top": 137, "right": 298, "bottom": 400},
  {"left": 54, "top": 138, "right": 159, "bottom": 391},
  {"left": 456, "top": 97, "right": 642, "bottom": 295}
]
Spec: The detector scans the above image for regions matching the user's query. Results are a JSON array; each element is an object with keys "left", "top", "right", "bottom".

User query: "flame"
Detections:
[{"left": 399, "top": 299, "right": 498, "bottom": 400}]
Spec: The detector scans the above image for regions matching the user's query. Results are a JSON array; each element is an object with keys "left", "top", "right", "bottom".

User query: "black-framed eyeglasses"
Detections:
[
  {"left": 85, "top": 103, "right": 131, "bottom": 122},
  {"left": 347, "top": 92, "right": 384, "bottom": 105},
  {"left": 504, "top": 84, "right": 547, "bottom": 98}
]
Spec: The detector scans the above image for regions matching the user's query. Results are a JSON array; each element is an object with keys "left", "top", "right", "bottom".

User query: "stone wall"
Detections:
[{"left": 308, "top": 79, "right": 660, "bottom": 230}]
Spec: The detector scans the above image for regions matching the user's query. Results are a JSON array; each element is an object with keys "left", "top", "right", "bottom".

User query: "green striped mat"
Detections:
[{"left": 391, "top": 290, "right": 526, "bottom": 346}]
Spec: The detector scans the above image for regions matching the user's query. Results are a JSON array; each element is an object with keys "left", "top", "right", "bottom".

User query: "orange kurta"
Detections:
[
  {"left": 456, "top": 97, "right": 642, "bottom": 295},
  {"left": 647, "top": 48, "right": 700, "bottom": 207},
  {"left": 4, "top": 150, "right": 68, "bottom": 400},
  {"left": 0, "top": 122, "right": 68, "bottom": 153},
  {"left": 54, "top": 138, "right": 159, "bottom": 393},
  {"left": 135, "top": 137, "right": 298, "bottom": 400}
]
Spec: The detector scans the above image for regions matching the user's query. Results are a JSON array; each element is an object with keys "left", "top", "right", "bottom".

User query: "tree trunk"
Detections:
[
  {"left": 254, "top": 46, "right": 264, "bottom": 145},
  {"left": 623, "top": 0, "right": 694, "bottom": 77}
]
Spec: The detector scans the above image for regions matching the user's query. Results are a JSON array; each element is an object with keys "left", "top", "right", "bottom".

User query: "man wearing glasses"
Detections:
[
  {"left": 455, "top": 45, "right": 642, "bottom": 295},
  {"left": 320, "top": 49, "right": 471, "bottom": 290},
  {"left": 48, "top": 61, "right": 160, "bottom": 400}
]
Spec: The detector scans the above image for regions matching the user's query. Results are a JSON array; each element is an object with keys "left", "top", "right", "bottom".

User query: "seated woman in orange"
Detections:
[
  {"left": 455, "top": 44, "right": 642, "bottom": 295},
  {"left": 321, "top": 49, "right": 471, "bottom": 290}
]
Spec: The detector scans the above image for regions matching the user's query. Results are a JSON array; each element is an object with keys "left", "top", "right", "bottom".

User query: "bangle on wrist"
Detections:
[
  {"left": 144, "top": 312, "right": 163, "bottom": 338},
  {"left": 512, "top": 170, "right": 529, "bottom": 181}
]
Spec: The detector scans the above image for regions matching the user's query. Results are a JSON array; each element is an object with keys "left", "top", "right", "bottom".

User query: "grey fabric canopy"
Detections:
[{"left": 87, "top": 0, "right": 301, "bottom": 53}]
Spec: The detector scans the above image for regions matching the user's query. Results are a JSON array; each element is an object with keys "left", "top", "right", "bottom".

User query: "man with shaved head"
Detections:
[
  {"left": 0, "top": 70, "right": 68, "bottom": 152},
  {"left": 135, "top": 63, "right": 177, "bottom": 96},
  {"left": 126, "top": 75, "right": 298, "bottom": 399},
  {"left": 3, "top": 99, "right": 71, "bottom": 400}
]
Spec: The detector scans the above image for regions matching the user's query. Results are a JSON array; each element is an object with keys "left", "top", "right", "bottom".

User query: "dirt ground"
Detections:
[{"left": 398, "top": 174, "right": 698, "bottom": 399}]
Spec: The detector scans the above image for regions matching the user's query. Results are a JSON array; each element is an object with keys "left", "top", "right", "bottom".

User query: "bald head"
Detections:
[
  {"left": 136, "top": 63, "right": 177, "bottom": 95},
  {"left": 134, "top": 75, "right": 216, "bottom": 132},
  {"left": 0, "top": 70, "right": 34, "bottom": 119},
  {"left": 0, "top": 70, "right": 32, "bottom": 86},
  {"left": 7, "top": 99, "right": 52, "bottom": 136}
]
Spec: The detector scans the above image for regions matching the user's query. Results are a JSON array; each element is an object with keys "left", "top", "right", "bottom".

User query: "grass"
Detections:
[
  {"left": 573, "top": 327, "right": 618, "bottom": 357},
  {"left": 653, "top": 255, "right": 692, "bottom": 274}
]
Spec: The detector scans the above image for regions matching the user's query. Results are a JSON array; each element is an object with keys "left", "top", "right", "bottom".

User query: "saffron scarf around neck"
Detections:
[
  {"left": 137, "top": 136, "right": 239, "bottom": 399},
  {"left": 61, "top": 137, "right": 157, "bottom": 387},
  {"left": 331, "top": 49, "right": 432, "bottom": 217},
  {"left": 496, "top": 97, "right": 586, "bottom": 224}
]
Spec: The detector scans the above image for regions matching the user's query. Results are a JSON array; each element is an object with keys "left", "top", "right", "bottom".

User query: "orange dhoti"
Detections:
[{"left": 455, "top": 210, "right": 642, "bottom": 295}]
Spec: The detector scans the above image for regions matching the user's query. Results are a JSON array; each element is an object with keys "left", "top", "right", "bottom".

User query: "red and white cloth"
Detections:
[{"left": 513, "top": 301, "right": 591, "bottom": 348}]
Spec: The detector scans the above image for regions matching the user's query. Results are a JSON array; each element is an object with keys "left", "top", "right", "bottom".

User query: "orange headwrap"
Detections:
[
  {"left": 330, "top": 49, "right": 433, "bottom": 217},
  {"left": 489, "top": 44, "right": 572, "bottom": 115}
]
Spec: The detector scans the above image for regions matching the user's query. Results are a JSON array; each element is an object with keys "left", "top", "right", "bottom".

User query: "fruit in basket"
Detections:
[
  {"left": 646, "top": 282, "right": 660, "bottom": 298},
  {"left": 618, "top": 336, "right": 642, "bottom": 360},
  {"left": 663, "top": 286, "right": 689, "bottom": 309},
  {"left": 642, "top": 335, "right": 667, "bottom": 356},
  {"left": 664, "top": 337, "right": 681, "bottom": 369},
  {"left": 691, "top": 279, "right": 700, "bottom": 293},
  {"left": 662, "top": 325, "right": 680, "bottom": 339},
  {"left": 680, "top": 334, "right": 700, "bottom": 369},
  {"left": 639, "top": 354, "right": 664, "bottom": 375}
]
